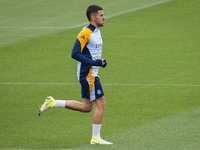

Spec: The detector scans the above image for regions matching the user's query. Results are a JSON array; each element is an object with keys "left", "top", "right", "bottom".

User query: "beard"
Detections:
[
  {"left": 99, "top": 24, "right": 104, "bottom": 27},
  {"left": 98, "top": 21, "right": 104, "bottom": 27}
]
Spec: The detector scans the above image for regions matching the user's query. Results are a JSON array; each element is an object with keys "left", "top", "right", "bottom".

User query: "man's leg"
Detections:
[
  {"left": 91, "top": 96, "right": 105, "bottom": 138},
  {"left": 64, "top": 98, "right": 94, "bottom": 112},
  {"left": 93, "top": 96, "right": 105, "bottom": 124},
  {"left": 38, "top": 97, "right": 94, "bottom": 116},
  {"left": 91, "top": 96, "right": 113, "bottom": 144}
]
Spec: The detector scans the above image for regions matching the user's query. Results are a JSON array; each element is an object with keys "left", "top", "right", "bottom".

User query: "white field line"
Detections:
[
  {"left": 0, "top": 83, "right": 199, "bottom": 87},
  {"left": 0, "top": 0, "right": 172, "bottom": 30},
  {"left": 106, "top": 0, "right": 172, "bottom": 19}
]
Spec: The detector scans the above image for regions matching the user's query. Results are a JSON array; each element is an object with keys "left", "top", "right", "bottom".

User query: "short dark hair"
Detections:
[{"left": 86, "top": 5, "right": 103, "bottom": 21}]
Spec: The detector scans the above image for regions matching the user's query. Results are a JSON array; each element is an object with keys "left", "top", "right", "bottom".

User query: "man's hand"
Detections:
[
  {"left": 98, "top": 58, "right": 107, "bottom": 68},
  {"left": 98, "top": 58, "right": 105, "bottom": 65}
]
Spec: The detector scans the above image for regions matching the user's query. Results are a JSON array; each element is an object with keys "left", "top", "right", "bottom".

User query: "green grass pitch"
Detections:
[{"left": 0, "top": 0, "right": 200, "bottom": 149}]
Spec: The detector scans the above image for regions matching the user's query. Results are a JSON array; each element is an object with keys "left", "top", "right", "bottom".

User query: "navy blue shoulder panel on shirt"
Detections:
[{"left": 87, "top": 24, "right": 96, "bottom": 32}]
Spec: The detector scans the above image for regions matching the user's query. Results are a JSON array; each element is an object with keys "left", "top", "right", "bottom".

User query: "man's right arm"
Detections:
[{"left": 71, "top": 39, "right": 102, "bottom": 66}]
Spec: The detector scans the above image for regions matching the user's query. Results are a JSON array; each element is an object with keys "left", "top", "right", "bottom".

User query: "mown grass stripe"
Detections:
[
  {"left": 0, "top": 0, "right": 172, "bottom": 30},
  {"left": 0, "top": 0, "right": 47, "bottom": 12}
]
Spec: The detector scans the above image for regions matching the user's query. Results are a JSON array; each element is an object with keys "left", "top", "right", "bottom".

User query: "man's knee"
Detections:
[
  {"left": 82, "top": 98, "right": 94, "bottom": 112},
  {"left": 82, "top": 105, "right": 93, "bottom": 112}
]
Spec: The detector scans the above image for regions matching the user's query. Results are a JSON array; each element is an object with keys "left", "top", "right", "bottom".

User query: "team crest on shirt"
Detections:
[{"left": 97, "top": 89, "right": 102, "bottom": 95}]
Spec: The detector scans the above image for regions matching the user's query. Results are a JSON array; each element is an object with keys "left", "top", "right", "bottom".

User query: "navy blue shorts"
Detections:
[{"left": 80, "top": 77, "right": 104, "bottom": 101}]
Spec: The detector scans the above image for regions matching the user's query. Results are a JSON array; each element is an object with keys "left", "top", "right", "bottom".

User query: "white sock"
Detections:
[
  {"left": 92, "top": 124, "right": 102, "bottom": 138},
  {"left": 55, "top": 100, "right": 66, "bottom": 108}
]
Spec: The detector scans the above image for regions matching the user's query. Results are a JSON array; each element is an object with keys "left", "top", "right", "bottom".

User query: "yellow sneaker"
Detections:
[
  {"left": 38, "top": 96, "right": 55, "bottom": 116},
  {"left": 90, "top": 137, "right": 113, "bottom": 145}
]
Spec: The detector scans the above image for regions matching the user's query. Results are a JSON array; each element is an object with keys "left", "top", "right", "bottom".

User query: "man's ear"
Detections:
[{"left": 91, "top": 13, "right": 96, "bottom": 21}]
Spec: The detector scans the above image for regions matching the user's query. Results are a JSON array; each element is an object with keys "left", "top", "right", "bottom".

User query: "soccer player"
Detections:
[{"left": 38, "top": 5, "right": 113, "bottom": 145}]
